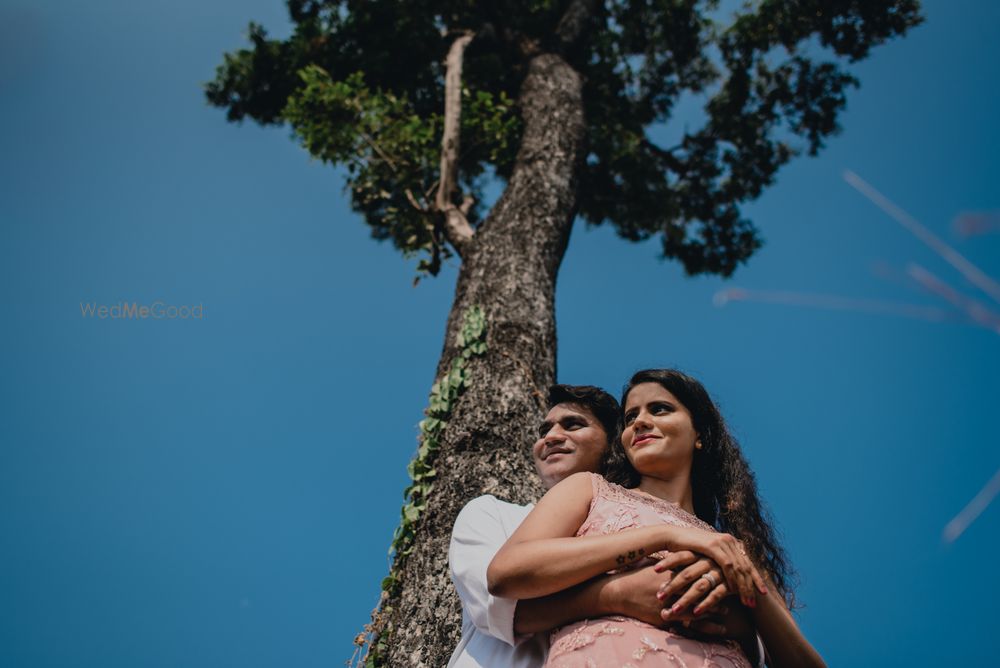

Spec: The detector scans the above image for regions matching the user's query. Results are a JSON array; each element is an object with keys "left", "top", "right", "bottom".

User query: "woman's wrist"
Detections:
[{"left": 659, "top": 524, "right": 686, "bottom": 552}]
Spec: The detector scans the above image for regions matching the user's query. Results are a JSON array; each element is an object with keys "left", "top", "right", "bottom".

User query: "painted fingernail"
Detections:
[
  {"left": 692, "top": 606, "right": 703, "bottom": 616},
  {"left": 748, "top": 597, "right": 756, "bottom": 608}
]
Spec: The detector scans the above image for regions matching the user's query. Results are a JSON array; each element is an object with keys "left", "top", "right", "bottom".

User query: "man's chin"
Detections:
[{"left": 535, "top": 461, "right": 583, "bottom": 490}]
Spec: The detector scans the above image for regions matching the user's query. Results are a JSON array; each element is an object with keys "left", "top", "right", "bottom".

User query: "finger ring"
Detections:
[{"left": 700, "top": 571, "right": 719, "bottom": 588}]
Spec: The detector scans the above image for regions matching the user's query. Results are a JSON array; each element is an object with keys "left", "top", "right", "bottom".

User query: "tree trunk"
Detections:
[{"left": 382, "top": 52, "right": 586, "bottom": 667}]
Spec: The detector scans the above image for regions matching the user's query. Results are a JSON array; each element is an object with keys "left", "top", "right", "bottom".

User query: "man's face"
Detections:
[{"left": 532, "top": 402, "right": 609, "bottom": 490}]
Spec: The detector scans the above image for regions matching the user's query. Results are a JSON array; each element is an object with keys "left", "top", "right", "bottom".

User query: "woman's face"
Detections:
[{"left": 621, "top": 382, "right": 699, "bottom": 478}]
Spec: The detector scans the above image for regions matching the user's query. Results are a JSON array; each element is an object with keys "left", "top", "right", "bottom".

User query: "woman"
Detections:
[{"left": 488, "top": 369, "right": 825, "bottom": 667}]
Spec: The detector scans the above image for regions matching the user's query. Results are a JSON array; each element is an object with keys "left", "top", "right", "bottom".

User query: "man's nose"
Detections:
[{"left": 543, "top": 428, "right": 566, "bottom": 444}]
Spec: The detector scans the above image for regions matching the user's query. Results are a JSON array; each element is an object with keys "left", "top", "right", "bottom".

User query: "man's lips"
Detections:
[
  {"left": 542, "top": 447, "right": 572, "bottom": 460},
  {"left": 632, "top": 434, "right": 658, "bottom": 446}
]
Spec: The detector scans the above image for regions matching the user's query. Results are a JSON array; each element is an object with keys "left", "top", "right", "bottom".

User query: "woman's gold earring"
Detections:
[{"left": 695, "top": 440, "right": 703, "bottom": 450}]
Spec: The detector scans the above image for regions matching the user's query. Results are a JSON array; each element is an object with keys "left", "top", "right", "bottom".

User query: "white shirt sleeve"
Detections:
[{"left": 448, "top": 496, "right": 525, "bottom": 647}]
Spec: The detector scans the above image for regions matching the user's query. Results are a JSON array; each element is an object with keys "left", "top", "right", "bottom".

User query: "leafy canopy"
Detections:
[{"left": 206, "top": 0, "right": 922, "bottom": 277}]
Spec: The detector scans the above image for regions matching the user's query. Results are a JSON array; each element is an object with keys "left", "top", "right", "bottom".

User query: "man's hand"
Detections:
[
  {"left": 605, "top": 564, "right": 674, "bottom": 626},
  {"left": 673, "top": 601, "right": 754, "bottom": 639},
  {"left": 670, "top": 602, "right": 760, "bottom": 665},
  {"left": 610, "top": 554, "right": 734, "bottom": 628},
  {"left": 514, "top": 563, "right": 672, "bottom": 635}
]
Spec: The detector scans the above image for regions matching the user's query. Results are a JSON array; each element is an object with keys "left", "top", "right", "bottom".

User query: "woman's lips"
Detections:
[{"left": 632, "top": 434, "right": 657, "bottom": 446}]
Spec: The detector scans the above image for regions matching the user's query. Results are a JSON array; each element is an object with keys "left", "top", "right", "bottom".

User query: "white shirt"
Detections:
[{"left": 447, "top": 495, "right": 548, "bottom": 668}]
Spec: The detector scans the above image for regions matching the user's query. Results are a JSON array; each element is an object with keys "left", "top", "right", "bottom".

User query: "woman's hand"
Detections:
[
  {"left": 652, "top": 551, "right": 729, "bottom": 619},
  {"left": 662, "top": 528, "right": 767, "bottom": 608}
]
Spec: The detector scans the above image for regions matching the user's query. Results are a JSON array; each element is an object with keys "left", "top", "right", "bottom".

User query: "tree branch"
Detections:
[
  {"left": 436, "top": 32, "right": 476, "bottom": 254},
  {"left": 642, "top": 138, "right": 685, "bottom": 172},
  {"left": 359, "top": 131, "right": 400, "bottom": 174},
  {"left": 554, "top": 0, "right": 597, "bottom": 50},
  {"left": 404, "top": 189, "right": 428, "bottom": 213}
]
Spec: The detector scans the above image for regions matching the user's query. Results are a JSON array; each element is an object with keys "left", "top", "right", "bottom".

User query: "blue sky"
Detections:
[{"left": 1, "top": 1, "right": 998, "bottom": 666}]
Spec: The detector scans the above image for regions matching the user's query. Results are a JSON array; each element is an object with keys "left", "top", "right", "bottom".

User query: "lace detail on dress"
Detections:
[
  {"left": 587, "top": 473, "right": 715, "bottom": 532},
  {"left": 550, "top": 620, "right": 626, "bottom": 657}
]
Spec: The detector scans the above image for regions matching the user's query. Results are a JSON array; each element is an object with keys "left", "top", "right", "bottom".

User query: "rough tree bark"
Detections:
[{"left": 382, "top": 51, "right": 586, "bottom": 667}]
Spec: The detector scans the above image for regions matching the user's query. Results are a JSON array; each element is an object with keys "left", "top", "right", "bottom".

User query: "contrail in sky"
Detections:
[
  {"left": 843, "top": 170, "right": 1000, "bottom": 306},
  {"left": 713, "top": 288, "right": 960, "bottom": 323},
  {"left": 842, "top": 176, "right": 1000, "bottom": 542},
  {"left": 943, "top": 466, "right": 1000, "bottom": 544},
  {"left": 905, "top": 263, "right": 1000, "bottom": 334}
]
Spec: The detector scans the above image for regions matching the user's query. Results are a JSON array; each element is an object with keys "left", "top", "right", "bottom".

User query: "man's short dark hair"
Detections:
[{"left": 547, "top": 384, "right": 621, "bottom": 446}]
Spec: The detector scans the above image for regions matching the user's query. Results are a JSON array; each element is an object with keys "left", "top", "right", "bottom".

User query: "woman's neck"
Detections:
[{"left": 637, "top": 474, "right": 696, "bottom": 515}]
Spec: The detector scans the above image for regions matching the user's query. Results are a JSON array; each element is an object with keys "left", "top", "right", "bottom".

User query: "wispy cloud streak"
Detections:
[
  {"left": 713, "top": 288, "right": 960, "bottom": 323},
  {"left": 844, "top": 170, "right": 1000, "bottom": 306},
  {"left": 943, "top": 466, "right": 1000, "bottom": 544},
  {"left": 906, "top": 263, "right": 1000, "bottom": 334}
]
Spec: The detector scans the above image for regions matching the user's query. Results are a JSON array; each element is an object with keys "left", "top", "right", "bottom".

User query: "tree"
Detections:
[{"left": 206, "top": 1, "right": 921, "bottom": 664}]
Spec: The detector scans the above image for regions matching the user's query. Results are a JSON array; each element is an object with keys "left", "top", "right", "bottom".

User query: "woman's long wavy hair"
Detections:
[{"left": 603, "top": 369, "right": 797, "bottom": 607}]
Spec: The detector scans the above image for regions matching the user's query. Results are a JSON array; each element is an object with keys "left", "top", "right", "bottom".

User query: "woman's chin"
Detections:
[{"left": 630, "top": 451, "right": 688, "bottom": 476}]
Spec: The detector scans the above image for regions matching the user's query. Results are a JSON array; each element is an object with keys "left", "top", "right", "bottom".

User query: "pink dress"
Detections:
[{"left": 545, "top": 473, "right": 751, "bottom": 668}]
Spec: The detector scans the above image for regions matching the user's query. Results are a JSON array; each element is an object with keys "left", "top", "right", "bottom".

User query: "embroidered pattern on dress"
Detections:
[
  {"left": 549, "top": 621, "right": 626, "bottom": 658},
  {"left": 702, "top": 640, "right": 750, "bottom": 668},
  {"left": 599, "top": 503, "right": 642, "bottom": 535},
  {"left": 589, "top": 473, "right": 715, "bottom": 532}
]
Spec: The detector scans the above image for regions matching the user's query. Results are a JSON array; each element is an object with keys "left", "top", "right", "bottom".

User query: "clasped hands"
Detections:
[{"left": 609, "top": 550, "right": 755, "bottom": 642}]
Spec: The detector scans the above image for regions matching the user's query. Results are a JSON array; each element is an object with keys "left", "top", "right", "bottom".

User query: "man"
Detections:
[{"left": 447, "top": 384, "right": 763, "bottom": 667}]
